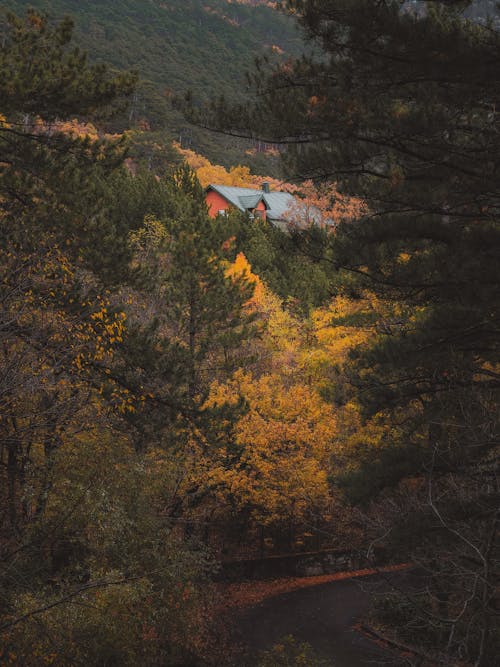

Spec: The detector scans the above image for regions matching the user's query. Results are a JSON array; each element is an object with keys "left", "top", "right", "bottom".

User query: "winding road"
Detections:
[{"left": 231, "top": 571, "right": 409, "bottom": 666}]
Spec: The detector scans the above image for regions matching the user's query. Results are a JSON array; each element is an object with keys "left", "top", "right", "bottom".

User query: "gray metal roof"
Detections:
[
  {"left": 266, "top": 193, "right": 331, "bottom": 227},
  {"left": 262, "top": 192, "right": 296, "bottom": 220},
  {"left": 207, "top": 184, "right": 333, "bottom": 227},
  {"left": 239, "top": 194, "right": 263, "bottom": 210},
  {"left": 208, "top": 185, "right": 264, "bottom": 212}
]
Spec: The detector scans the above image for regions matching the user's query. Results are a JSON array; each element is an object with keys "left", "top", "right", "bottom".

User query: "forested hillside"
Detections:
[
  {"left": 3, "top": 0, "right": 303, "bottom": 170},
  {"left": 1, "top": 3, "right": 498, "bottom": 667},
  {"left": 0, "top": 11, "right": 359, "bottom": 664},
  {"left": 206, "top": 0, "right": 500, "bottom": 663}
]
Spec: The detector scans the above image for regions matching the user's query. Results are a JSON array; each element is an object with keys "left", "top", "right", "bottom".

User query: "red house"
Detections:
[{"left": 206, "top": 183, "right": 297, "bottom": 229}]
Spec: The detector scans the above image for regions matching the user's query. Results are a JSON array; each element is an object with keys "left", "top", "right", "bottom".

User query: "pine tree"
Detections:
[
  {"left": 115, "top": 165, "right": 257, "bottom": 454},
  {"left": 204, "top": 2, "right": 500, "bottom": 662},
  {"left": 0, "top": 10, "right": 136, "bottom": 258},
  {"left": 0, "top": 9, "right": 137, "bottom": 528},
  {"left": 0, "top": 13, "right": 224, "bottom": 663}
]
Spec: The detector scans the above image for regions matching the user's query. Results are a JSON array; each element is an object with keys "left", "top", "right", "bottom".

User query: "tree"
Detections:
[
  {"left": 199, "top": 254, "right": 353, "bottom": 554},
  {"left": 281, "top": 179, "right": 366, "bottom": 230},
  {"left": 201, "top": 1, "right": 500, "bottom": 662},
  {"left": 164, "top": 166, "right": 257, "bottom": 400},
  {"left": 0, "top": 9, "right": 136, "bottom": 534},
  {"left": 0, "top": 10, "right": 135, "bottom": 246},
  {"left": 0, "top": 13, "right": 224, "bottom": 665},
  {"left": 113, "top": 166, "right": 257, "bottom": 456},
  {"left": 206, "top": 370, "right": 333, "bottom": 541}
]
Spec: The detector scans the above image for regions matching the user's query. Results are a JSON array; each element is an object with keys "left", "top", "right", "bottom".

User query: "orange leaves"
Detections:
[
  {"left": 174, "top": 142, "right": 293, "bottom": 191},
  {"left": 205, "top": 369, "right": 335, "bottom": 525},
  {"left": 306, "top": 95, "right": 326, "bottom": 117},
  {"left": 27, "top": 11, "right": 44, "bottom": 30},
  {"left": 52, "top": 118, "right": 100, "bottom": 141},
  {"left": 221, "top": 235, "right": 236, "bottom": 252},
  {"left": 282, "top": 180, "right": 367, "bottom": 230}
]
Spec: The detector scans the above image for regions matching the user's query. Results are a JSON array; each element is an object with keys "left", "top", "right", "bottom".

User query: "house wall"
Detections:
[
  {"left": 255, "top": 200, "right": 267, "bottom": 221},
  {"left": 206, "top": 190, "right": 231, "bottom": 218}
]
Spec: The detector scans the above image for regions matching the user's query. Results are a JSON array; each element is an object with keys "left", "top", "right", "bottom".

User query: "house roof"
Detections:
[
  {"left": 239, "top": 193, "right": 263, "bottom": 210},
  {"left": 207, "top": 184, "right": 297, "bottom": 221},
  {"left": 262, "top": 191, "right": 296, "bottom": 221},
  {"left": 266, "top": 191, "right": 328, "bottom": 227},
  {"left": 207, "top": 183, "right": 335, "bottom": 228},
  {"left": 207, "top": 185, "right": 264, "bottom": 213}
]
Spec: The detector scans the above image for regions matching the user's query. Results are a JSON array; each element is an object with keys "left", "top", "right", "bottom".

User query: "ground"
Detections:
[{"left": 224, "top": 567, "right": 412, "bottom": 666}]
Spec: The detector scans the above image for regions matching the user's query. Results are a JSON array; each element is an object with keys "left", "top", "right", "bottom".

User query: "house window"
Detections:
[{"left": 218, "top": 209, "right": 227, "bottom": 216}]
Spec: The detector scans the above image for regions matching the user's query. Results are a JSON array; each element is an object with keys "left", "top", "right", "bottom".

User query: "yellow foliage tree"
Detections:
[
  {"left": 226, "top": 252, "right": 304, "bottom": 377},
  {"left": 174, "top": 143, "right": 294, "bottom": 190},
  {"left": 195, "top": 253, "right": 338, "bottom": 538},
  {"left": 205, "top": 370, "right": 334, "bottom": 529},
  {"left": 0, "top": 243, "right": 129, "bottom": 528},
  {"left": 224, "top": 254, "right": 402, "bottom": 510}
]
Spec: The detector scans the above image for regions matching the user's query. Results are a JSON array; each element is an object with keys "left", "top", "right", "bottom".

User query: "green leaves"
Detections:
[{"left": 0, "top": 10, "right": 136, "bottom": 119}]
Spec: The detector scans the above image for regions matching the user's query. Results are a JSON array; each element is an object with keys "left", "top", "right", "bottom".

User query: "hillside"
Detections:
[
  {"left": 2, "top": 5, "right": 499, "bottom": 665},
  {"left": 2, "top": 0, "right": 304, "bottom": 170}
]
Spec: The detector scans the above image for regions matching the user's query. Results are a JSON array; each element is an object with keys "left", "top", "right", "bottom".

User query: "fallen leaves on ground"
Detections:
[{"left": 219, "top": 563, "right": 411, "bottom": 609}]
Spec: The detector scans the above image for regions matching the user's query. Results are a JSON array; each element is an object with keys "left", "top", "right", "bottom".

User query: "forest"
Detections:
[
  {"left": 2, "top": 0, "right": 304, "bottom": 173},
  {"left": 0, "top": 2, "right": 499, "bottom": 666}
]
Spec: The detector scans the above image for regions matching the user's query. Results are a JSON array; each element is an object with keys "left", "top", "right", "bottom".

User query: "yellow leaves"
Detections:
[
  {"left": 117, "top": 399, "right": 136, "bottom": 414},
  {"left": 174, "top": 142, "right": 295, "bottom": 191},
  {"left": 72, "top": 300, "right": 125, "bottom": 373},
  {"left": 204, "top": 370, "right": 335, "bottom": 524},
  {"left": 228, "top": 258, "right": 385, "bottom": 397},
  {"left": 225, "top": 251, "right": 265, "bottom": 306},
  {"left": 231, "top": 266, "right": 304, "bottom": 372},
  {"left": 336, "top": 407, "right": 395, "bottom": 464},
  {"left": 129, "top": 215, "right": 169, "bottom": 253},
  {"left": 1, "top": 246, "right": 127, "bottom": 404},
  {"left": 310, "top": 293, "right": 384, "bottom": 366},
  {"left": 205, "top": 280, "right": 400, "bottom": 507},
  {"left": 52, "top": 118, "right": 100, "bottom": 141}
]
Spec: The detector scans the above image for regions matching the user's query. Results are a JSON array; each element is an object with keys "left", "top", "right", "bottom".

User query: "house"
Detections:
[{"left": 206, "top": 182, "right": 298, "bottom": 229}]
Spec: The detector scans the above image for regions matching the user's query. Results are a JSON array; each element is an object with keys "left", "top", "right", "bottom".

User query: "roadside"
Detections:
[{"left": 219, "top": 563, "right": 410, "bottom": 610}]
